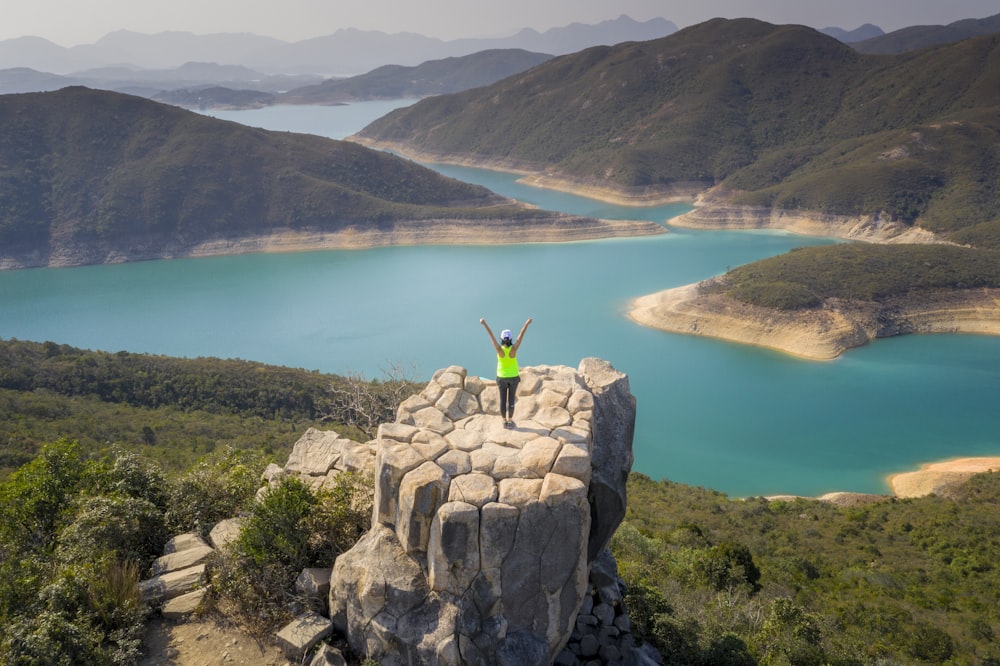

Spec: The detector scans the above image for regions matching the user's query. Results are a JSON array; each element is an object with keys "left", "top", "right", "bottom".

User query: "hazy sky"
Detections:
[{"left": 5, "top": 0, "right": 1000, "bottom": 46}]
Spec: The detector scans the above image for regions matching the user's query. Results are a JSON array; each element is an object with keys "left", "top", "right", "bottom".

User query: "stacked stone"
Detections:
[
  {"left": 138, "top": 519, "right": 243, "bottom": 618},
  {"left": 555, "top": 552, "right": 657, "bottom": 666},
  {"left": 329, "top": 359, "right": 640, "bottom": 666}
]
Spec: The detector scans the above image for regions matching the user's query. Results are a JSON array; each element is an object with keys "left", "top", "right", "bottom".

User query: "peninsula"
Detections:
[
  {"left": 628, "top": 281, "right": 1000, "bottom": 360},
  {"left": 0, "top": 87, "right": 665, "bottom": 270}
]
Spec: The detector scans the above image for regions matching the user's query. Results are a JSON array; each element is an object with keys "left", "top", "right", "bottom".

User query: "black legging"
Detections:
[{"left": 497, "top": 376, "right": 520, "bottom": 419}]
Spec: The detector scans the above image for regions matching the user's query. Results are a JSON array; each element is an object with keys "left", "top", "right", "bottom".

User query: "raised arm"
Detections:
[
  {"left": 480, "top": 318, "right": 503, "bottom": 355},
  {"left": 510, "top": 317, "right": 532, "bottom": 356}
]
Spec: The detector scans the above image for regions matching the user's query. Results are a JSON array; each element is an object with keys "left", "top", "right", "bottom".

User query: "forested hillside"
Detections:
[
  {"left": 1, "top": 336, "right": 999, "bottom": 663},
  {"left": 616, "top": 473, "right": 1000, "bottom": 664},
  {"left": 356, "top": 18, "right": 1000, "bottom": 236},
  {"left": 0, "top": 87, "right": 586, "bottom": 268},
  {"left": 278, "top": 49, "right": 554, "bottom": 104},
  {"left": 0, "top": 338, "right": 419, "bottom": 477}
]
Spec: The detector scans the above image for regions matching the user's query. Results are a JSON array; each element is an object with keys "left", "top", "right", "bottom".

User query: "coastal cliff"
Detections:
[
  {"left": 629, "top": 282, "right": 1000, "bottom": 360},
  {"left": 669, "top": 200, "right": 945, "bottom": 244}
]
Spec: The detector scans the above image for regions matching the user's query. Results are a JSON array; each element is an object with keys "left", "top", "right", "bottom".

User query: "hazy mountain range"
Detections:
[
  {"left": 1, "top": 12, "right": 997, "bottom": 107},
  {"left": 0, "top": 15, "right": 677, "bottom": 77}
]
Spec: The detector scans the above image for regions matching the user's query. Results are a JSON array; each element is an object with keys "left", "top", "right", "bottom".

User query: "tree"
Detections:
[{"left": 327, "top": 362, "right": 420, "bottom": 438}]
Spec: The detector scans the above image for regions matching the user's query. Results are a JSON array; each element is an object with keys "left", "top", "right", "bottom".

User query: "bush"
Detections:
[
  {"left": 210, "top": 473, "right": 373, "bottom": 636},
  {"left": 57, "top": 495, "right": 166, "bottom": 568},
  {"left": 164, "top": 447, "right": 267, "bottom": 536},
  {"left": 693, "top": 542, "right": 761, "bottom": 593}
]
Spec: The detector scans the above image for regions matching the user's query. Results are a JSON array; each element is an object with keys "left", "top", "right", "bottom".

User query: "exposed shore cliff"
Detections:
[
  {"left": 669, "top": 199, "right": 945, "bottom": 244},
  {"left": 628, "top": 282, "right": 1000, "bottom": 361},
  {"left": 0, "top": 216, "right": 666, "bottom": 270},
  {"left": 347, "top": 136, "right": 707, "bottom": 207}
]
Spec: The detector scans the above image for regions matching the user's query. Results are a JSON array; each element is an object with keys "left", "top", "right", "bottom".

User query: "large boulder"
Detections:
[{"left": 329, "top": 360, "right": 636, "bottom": 666}]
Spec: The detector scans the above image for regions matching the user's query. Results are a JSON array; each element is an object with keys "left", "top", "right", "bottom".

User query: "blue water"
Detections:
[{"left": 2, "top": 102, "right": 999, "bottom": 498}]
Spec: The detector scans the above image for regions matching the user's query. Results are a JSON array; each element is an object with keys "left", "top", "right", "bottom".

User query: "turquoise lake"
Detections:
[{"left": 2, "top": 101, "right": 999, "bottom": 497}]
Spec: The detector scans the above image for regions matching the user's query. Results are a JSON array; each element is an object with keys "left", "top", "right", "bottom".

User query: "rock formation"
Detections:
[{"left": 327, "top": 359, "right": 637, "bottom": 666}]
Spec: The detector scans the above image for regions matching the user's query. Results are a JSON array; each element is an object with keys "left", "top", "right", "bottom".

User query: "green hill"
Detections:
[
  {"left": 0, "top": 87, "right": 583, "bottom": 268},
  {"left": 355, "top": 18, "right": 1000, "bottom": 236},
  {"left": 279, "top": 49, "right": 554, "bottom": 104}
]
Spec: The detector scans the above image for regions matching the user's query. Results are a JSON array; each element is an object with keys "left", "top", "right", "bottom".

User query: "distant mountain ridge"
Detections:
[
  {"left": 818, "top": 24, "right": 884, "bottom": 42},
  {"left": 0, "top": 15, "right": 676, "bottom": 76},
  {"left": 277, "top": 49, "right": 555, "bottom": 105},
  {"left": 854, "top": 12, "right": 1000, "bottom": 53}
]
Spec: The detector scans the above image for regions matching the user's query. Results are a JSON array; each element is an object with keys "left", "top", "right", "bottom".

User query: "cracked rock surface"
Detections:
[{"left": 328, "top": 359, "right": 636, "bottom": 666}]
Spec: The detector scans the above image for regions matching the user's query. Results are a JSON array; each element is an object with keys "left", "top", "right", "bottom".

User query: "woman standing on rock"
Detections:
[{"left": 480, "top": 317, "right": 532, "bottom": 429}]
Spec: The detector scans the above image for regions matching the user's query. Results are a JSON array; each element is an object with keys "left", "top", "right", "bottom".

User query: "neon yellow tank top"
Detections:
[{"left": 497, "top": 346, "right": 519, "bottom": 378}]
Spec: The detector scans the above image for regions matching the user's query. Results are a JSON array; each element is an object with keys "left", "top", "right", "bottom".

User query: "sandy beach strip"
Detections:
[
  {"left": 761, "top": 458, "right": 1000, "bottom": 505},
  {"left": 888, "top": 457, "right": 1000, "bottom": 498}
]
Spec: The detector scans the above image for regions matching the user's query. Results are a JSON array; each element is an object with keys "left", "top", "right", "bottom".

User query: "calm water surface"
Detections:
[{"left": 2, "top": 102, "right": 999, "bottom": 497}]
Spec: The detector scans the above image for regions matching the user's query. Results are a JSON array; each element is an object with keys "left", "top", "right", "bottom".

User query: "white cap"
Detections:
[{"left": 501, "top": 329, "right": 513, "bottom": 341}]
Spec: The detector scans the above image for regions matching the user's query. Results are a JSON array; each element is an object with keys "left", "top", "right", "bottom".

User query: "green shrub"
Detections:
[
  {"left": 57, "top": 495, "right": 166, "bottom": 568},
  {"left": 210, "top": 473, "right": 373, "bottom": 636},
  {"left": 1, "top": 559, "right": 146, "bottom": 666},
  {"left": 164, "top": 447, "right": 267, "bottom": 535},
  {"left": 238, "top": 477, "right": 319, "bottom": 571},
  {"left": 692, "top": 542, "right": 761, "bottom": 592},
  {"left": 728, "top": 280, "right": 822, "bottom": 310}
]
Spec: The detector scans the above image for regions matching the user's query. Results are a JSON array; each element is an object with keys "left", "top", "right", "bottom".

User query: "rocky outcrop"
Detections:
[{"left": 328, "top": 359, "right": 637, "bottom": 666}]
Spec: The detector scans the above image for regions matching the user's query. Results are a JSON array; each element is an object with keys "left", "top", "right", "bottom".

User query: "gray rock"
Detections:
[
  {"left": 296, "top": 567, "right": 333, "bottom": 598},
  {"left": 308, "top": 643, "right": 347, "bottom": 666},
  {"left": 162, "top": 532, "right": 208, "bottom": 555},
  {"left": 284, "top": 428, "right": 346, "bottom": 476},
  {"left": 326, "top": 361, "right": 636, "bottom": 666},
  {"left": 593, "top": 602, "right": 616, "bottom": 626},
  {"left": 208, "top": 517, "right": 243, "bottom": 550},
  {"left": 150, "top": 544, "right": 214, "bottom": 575},
  {"left": 275, "top": 611, "right": 333, "bottom": 661},
  {"left": 161, "top": 588, "right": 205, "bottom": 620},
  {"left": 578, "top": 358, "right": 635, "bottom": 562},
  {"left": 139, "top": 563, "right": 206, "bottom": 603},
  {"left": 579, "top": 634, "right": 601, "bottom": 657}
]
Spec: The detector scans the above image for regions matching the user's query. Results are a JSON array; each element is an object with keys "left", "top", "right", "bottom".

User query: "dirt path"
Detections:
[{"left": 139, "top": 614, "right": 289, "bottom": 666}]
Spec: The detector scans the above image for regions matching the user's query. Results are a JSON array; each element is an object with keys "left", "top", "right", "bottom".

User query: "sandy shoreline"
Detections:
[
  {"left": 347, "top": 136, "right": 706, "bottom": 207},
  {"left": 887, "top": 457, "right": 1000, "bottom": 498},
  {"left": 0, "top": 217, "right": 666, "bottom": 270},
  {"left": 761, "top": 457, "right": 1000, "bottom": 505}
]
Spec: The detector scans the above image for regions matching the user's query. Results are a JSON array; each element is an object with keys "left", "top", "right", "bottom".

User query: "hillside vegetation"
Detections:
[
  {"left": 617, "top": 473, "right": 1000, "bottom": 665},
  {"left": 0, "top": 338, "right": 421, "bottom": 478},
  {"left": 0, "top": 337, "right": 997, "bottom": 663},
  {"left": 356, "top": 18, "right": 1000, "bottom": 236},
  {"left": 279, "top": 49, "right": 554, "bottom": 104},
  {"left": 0, "top": 87, "right": 581, "bottom": 268},
  {"left": 708, "top": 243, "right": 1000, "bottom": 310}
]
